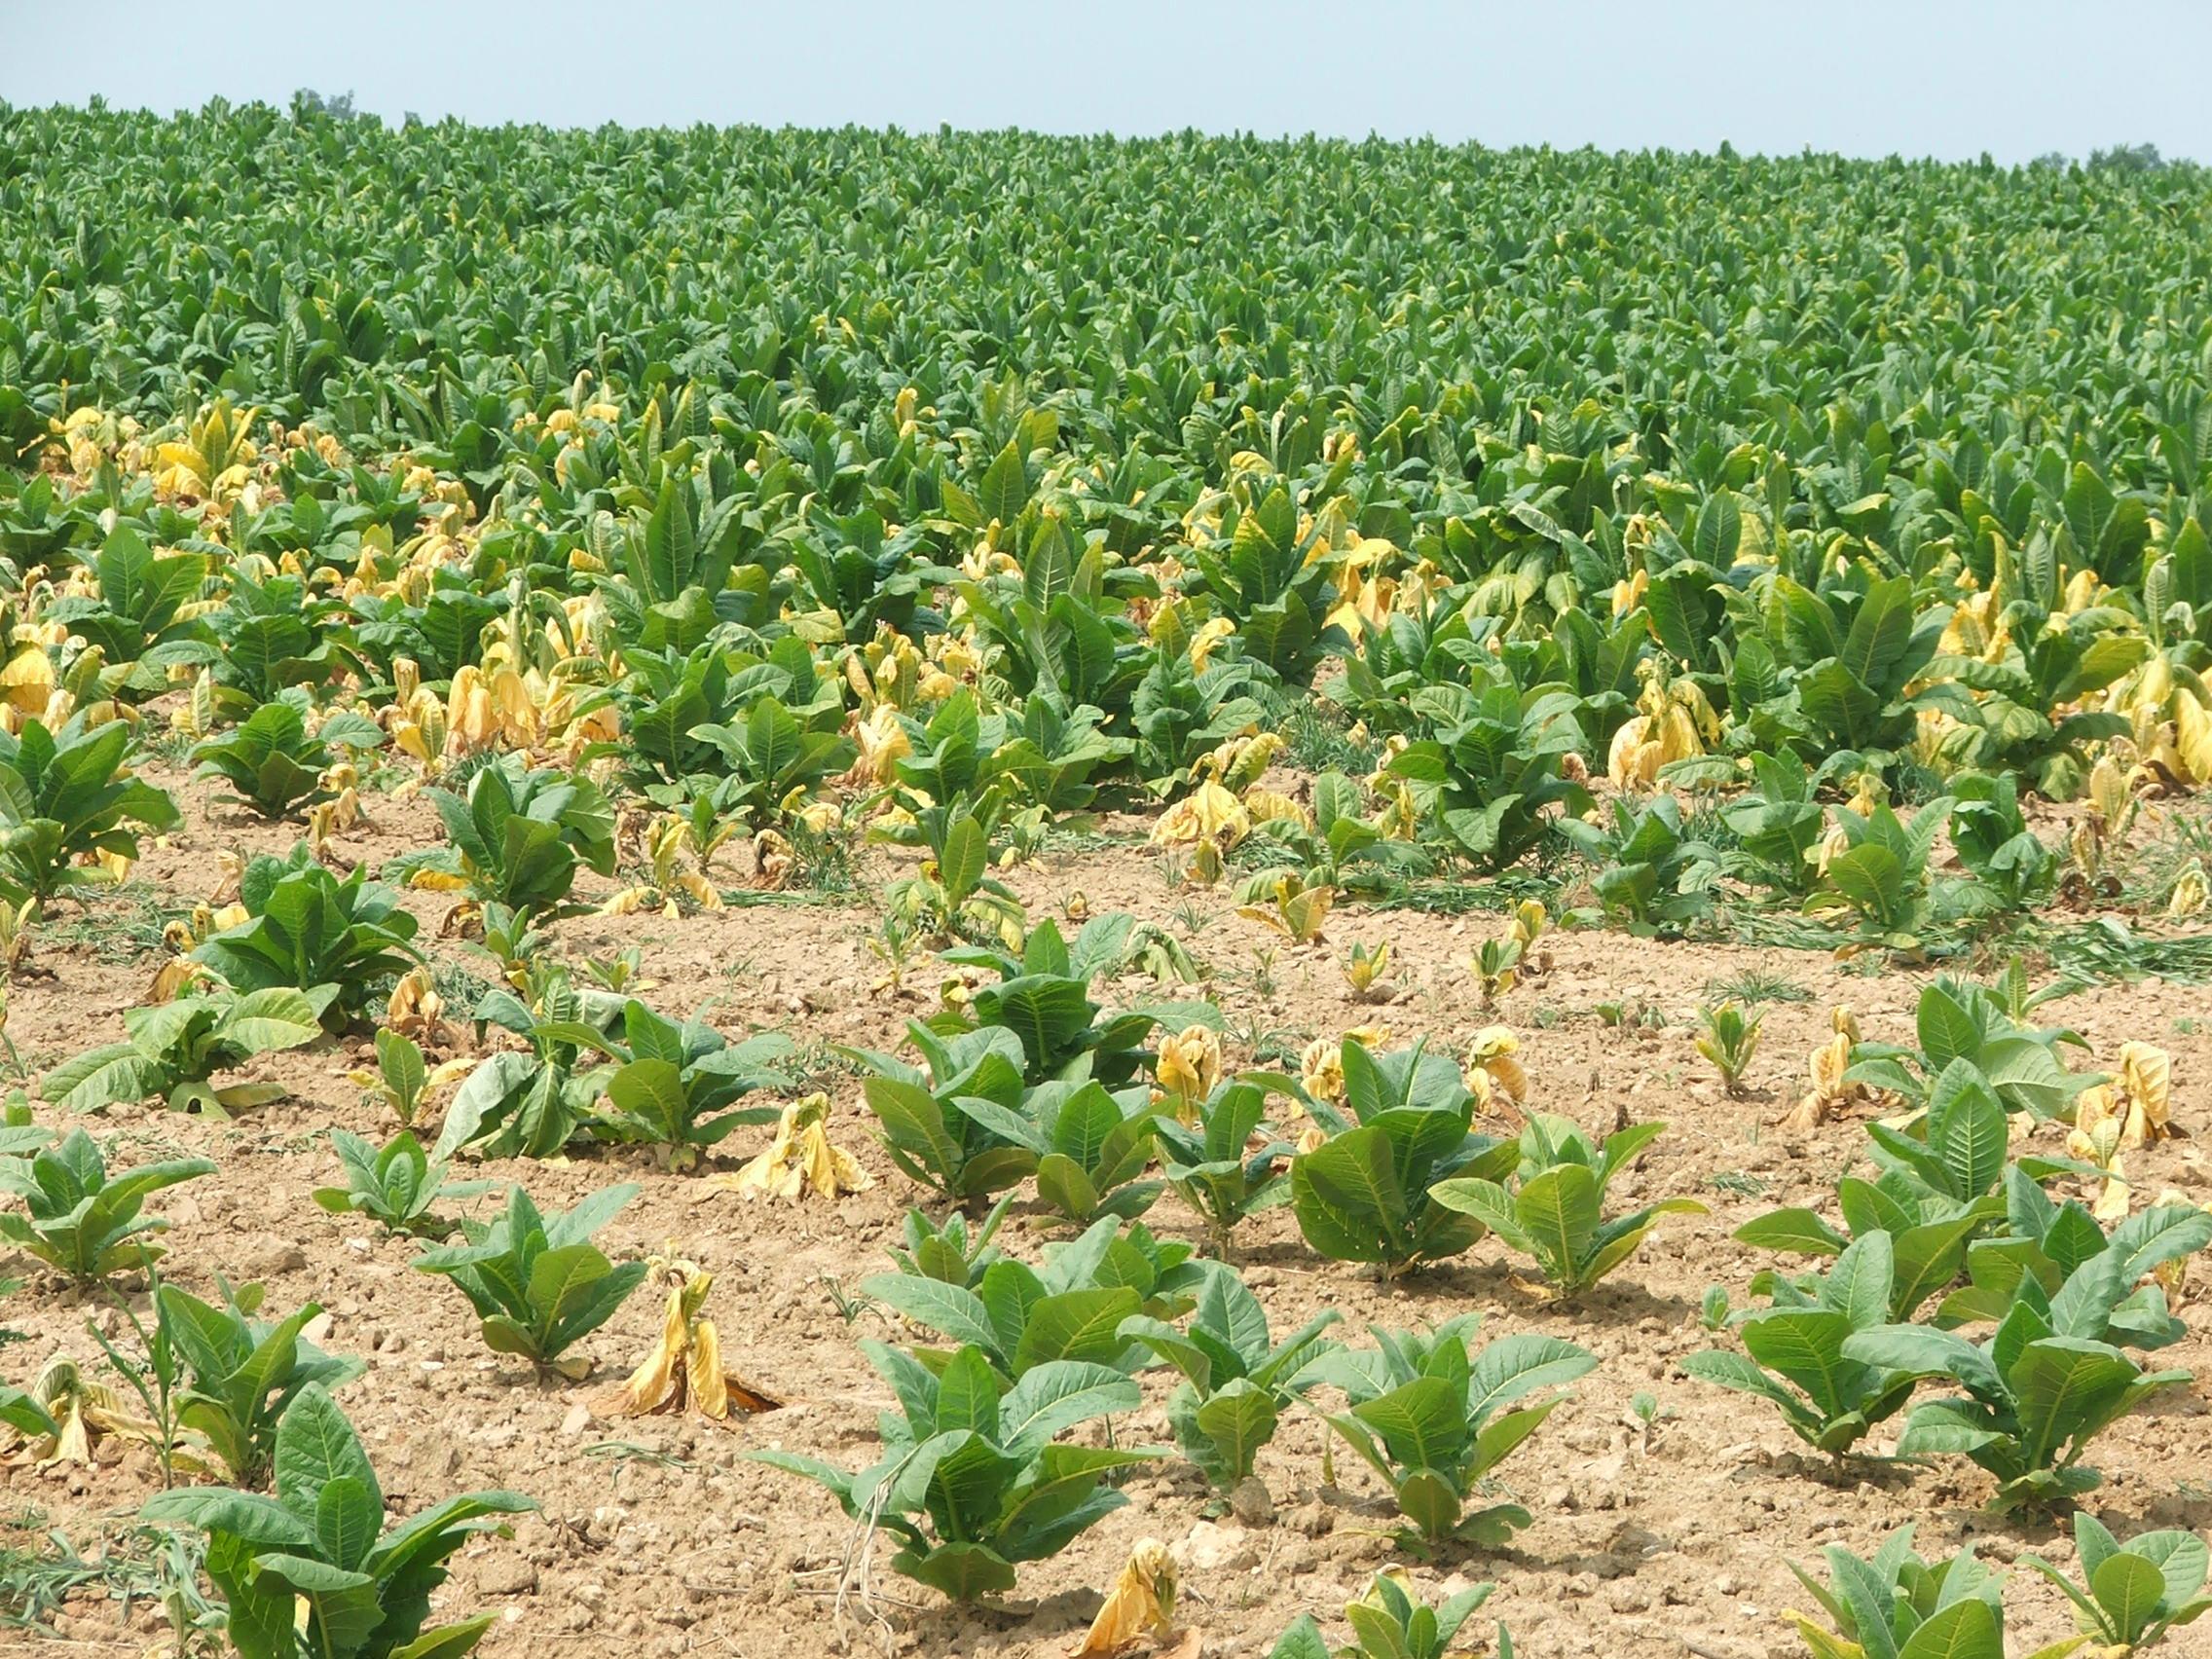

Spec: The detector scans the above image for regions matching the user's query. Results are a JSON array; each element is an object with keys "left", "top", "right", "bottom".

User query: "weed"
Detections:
[
  {"left": 1704, "top": 968, "right": 1812, "bottom": 1005},
  {"left": 40, "top": 882, "right": 186, "bottom": 964}
]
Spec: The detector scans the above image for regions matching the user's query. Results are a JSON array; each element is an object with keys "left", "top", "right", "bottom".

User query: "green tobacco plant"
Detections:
[
  {"left": 935, "top": 913, "right": 1200, "bottom": 1088},
  {"left": 354, "top": 1028, "right": 434, "bottom": 1124},
  {"left": 1188, "top": 479, "right": 1347, "bottom": 681},
  {"left": 312, "top": 1128, "right": 498, "bottom": 1240},
  {"left": 591, "top": 1000, "right": 793, "bottom": 1170},
  {"left": 1802, "top": 793, "right": 1951, "bottom": 953},
  {"left": 41, "top": 987, "right": 333, "bottom": 1116},
  {"left": 749, "top": 1343, "right": 1161, "bottom": 1602},
  {"left": 141, "top": 1383, "right": 535, "bottom": 1659},
  {"left": 863, "top": 1216, "right": 1199, "bottom": 1381},
  {"left": 954, "top": 1076, "right": 1162, "bottom": 1224},
  {"left": 1782, "top": 1527, "right": 2075, "bottom": 1659},
  {"left": 1268, "top": 1572, "right": 1512, "bottom": 1659},
  {"left": 191, "top": 843, "right": 421, "bottom": 1028},
  {"left": 412, "top": 1182, "right": 646, "bottom": 1378},
  {"left": 2022, "top": 1513, "right": 2212, "bottom": 1652},
  {"left": 1291, "top": 1038, "right": 1517, "bottom": 1276},
  {"left": 159, "top": 1279, "right": 365, "bottom": 1487},
  {"left": 688, "top": 693, "right": 855, "bottom": 828},
  {"left": 47, "top": 526, "right": 215, "bottom": 702},
  {"left": 431, "top": 969, "right": 620, "bottom": 1160},
  {"left": 1844, "top": 1240, "right": 2198, "bottom": 1511},
  {"left": 1238, "top": 771, "right": 1426, "bottom": 901},
  {"left": 1430, "top": 1114, "right": 1705, "bottom": 1297},
  {"left": 883, "top": 1195, "right": 1015, "bottom": 1288},
  {"left": 1731, "top": 1057, "right": 2047, "bottom": 1317},
  {"left": 884, "top": 804, "right": 1027, "bottom": 944},
  {"left": 851, "top": 1021, "right": 1037, "bottom": 1204},
  {"left": 1557, "top": 793, "right": 1718, "bottom": 935},
  {"left": 788, "top": 504, "right": 955, "bottom": 641},
  {"left": 1695, "top": 1000, "right": 1762, "bottom": 1093},
  {"left": 407, "top": 755, "right": 617, "bottom": 923},
  {"left": 189, "top": 693, "right": 383, "bottom": 820},
  {"left": 1717, "top": 751, "right": 1828, "bottom": 897},
  {"left": 1120, "top": 1260, "right": 1341, "bottom": 1492},
  {"left": 1153, "top": 1079, "right": 1296, "bottom": 1258},
  {"left": 0, "top": 1129, "right": 214, "bottom": 1282},
  {"left": 1947, "top": 770, "right": 2057, "bottom": 911},
  {"left": 1382, "top": 674, "right": 1591, "bottom": 872},
  {"left": 1303, "top": 1314, "right": 1595, "bottom": 1548},
  {"left": 1683, "top": 1231, "right": 1921, "bottom": 1458},
  {"left": 0, "top": 715, "right": 181, "bottom": 905},
  {"left": 1935, "top": 1170, "right": 2212, "bottom": 1335},
  {"left": 1846, "top": 976, "right": 2097, "bottom": 1124}
]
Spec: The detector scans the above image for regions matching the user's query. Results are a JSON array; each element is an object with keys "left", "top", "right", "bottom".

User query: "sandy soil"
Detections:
[{"left": 4, "top": 759, "right": 2210, "bottom": 1659}]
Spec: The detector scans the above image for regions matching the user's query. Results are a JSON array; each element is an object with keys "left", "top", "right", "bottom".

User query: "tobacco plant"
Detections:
[
  {"left": 412, "top": 1181, "right": 646, "bottom": 1376},
  {"left": 0, "top": 715, "right": 181, "bottom": 905},
  {"left": 41, "top": 987, "right": 333, "bottom": 1116},
  {"left": 1290, "top": 1038, "right": 1517, "bottom": 1276},
  {"left": 141, "top": 1384, "right": 535, "bottom": 1659},
  {"left": 1119, "top": 1260, "right": 1340, "bottom": 1491},
  {"left": 1430, "top": 1115, "right": 1706, "bottom": 1297},
  {"left": 0, "top": 1128, "right": 214, "bottom": 1282},
  {"left": 158, "top": 1280, "right": 365, "bottom": 1487},
  {"left": 2022, "top": 1513, "right": 2212, "bottom": 1652},
  {"left": 749, "top": 1343, "right": 1160, "bottom": 1602},
  {"left": 1303, "top": 1314, "right": 1595, "bottom": 1548},
  {"left": 313, "top": 1127, "right": 498, "bottom": 1240}
]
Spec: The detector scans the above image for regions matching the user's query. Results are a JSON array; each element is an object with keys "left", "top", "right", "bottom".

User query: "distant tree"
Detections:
[
  {"left": 291, "top": 88, "right": 359, "bottom": 123},
  {"left": 2029, "top": 151, "right": 2074, "bottom": 171},
  {"left": 2088, "top": 142, "right": 2164, "bottom": 174}
]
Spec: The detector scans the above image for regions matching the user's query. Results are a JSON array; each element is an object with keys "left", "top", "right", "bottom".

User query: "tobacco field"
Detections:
[{"left": 3, "top": 101, "right": 2212, "bottom": 1659}]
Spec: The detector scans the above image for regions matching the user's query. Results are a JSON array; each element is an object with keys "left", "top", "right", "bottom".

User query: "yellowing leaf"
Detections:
[{"left": 1072, "top": 1538, "right": 1178, "bottom": 1658}]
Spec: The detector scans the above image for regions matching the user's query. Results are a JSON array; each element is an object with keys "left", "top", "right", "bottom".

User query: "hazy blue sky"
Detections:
[{"left": 6, "top": 1, "right": 2208, "bottom": 164}]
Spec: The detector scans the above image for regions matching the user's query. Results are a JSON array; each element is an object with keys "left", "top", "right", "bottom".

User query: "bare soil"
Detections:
[{"left": 5, "top": 762, "right": 2211, "bottom": 1659}]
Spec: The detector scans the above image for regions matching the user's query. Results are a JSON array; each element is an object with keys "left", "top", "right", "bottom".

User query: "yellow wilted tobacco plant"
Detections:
[
  {"left": 1156, "top": 1025, "right": 1222, "bottom": 1109},
  {"left": 601, "top": 816, "right": 722, "bottom": 917},
  {"left": 711, "top": 1093, "right": 872, "bottom": 1200},
  {"left": 1299, "top": 1035, "right": 1344, "bottom": 1105},
  {"left": 1607, "top": 657, "right": 1720, "bottom": 789},
  {"left": 2168, "top": 860, "right": 2208, "bottom": 919},
  {"left": 2070, "top": 1116, "right": 2133, "bottom": 1223},
  {"left": 0, "top": 627, "right": 55, "bottom": 720},
  {"left": 384, "top": 966, "right": 449, "bottom": 1045},
  {"left": 150, "top": 399, "right": 258, "bottom": 503},
  {"left": 1237, "top": 871, "right": 1333, "bottom": 943},
  {"left": 1, "top": 1355, "right": 180, "bottom": 1470},
  {"left": 1782, "top": 1008, "right": 1866, "bottom": 1132},
  {"left": 1072, "top": 1538, "right": 1184, "bottom": 1658},
  {"left": 0, "top": 897, "right": 35, "bottom": 977},
  {"left": 1467, "top": 902, "right": 1551, "bottom": 1006},
  {"left": 2151, "top": 1189, "right": 2212, "bottom": 1306},
  {"left": 1341, "top": 940, "right": 1393, "bottom": 1002},
  {"left": 1463, "top": 1026, "right": 1528, "bottom": 1121},
  {"left": 846, "top": 700, "right": 911, "bottom": 786},
  {"left": 1611, "top": 567, "right": 1649, "bottom": 618},
  {"left": 166, "top": 671, "right": 218, "bottom": 744},
  {"left": 1322, "top": 534, "right": 1401, "bottom": 641},
  {"left": 589, "top": 1255, "right": 781, "bottom": 1427},
  {"left": 146, "top": 902, "right": 243, "bottom": 1002},
  {"left": 2069, "top": 1043, "right": 2176, "bottom": 1221},
  {"left": 750, "top": 827, "right": 797, "bottom": 890},
  {"left": 1150, "top": 779, "right": 1249, "bottom": 868},
  {"left": 1300, "top": 1026, "right": 1388, "bottom": 1106}
]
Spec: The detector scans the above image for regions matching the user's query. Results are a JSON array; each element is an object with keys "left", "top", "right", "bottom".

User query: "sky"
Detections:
[{"left": 4, "top": 1, "right": 2208, "bottom": 165}]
